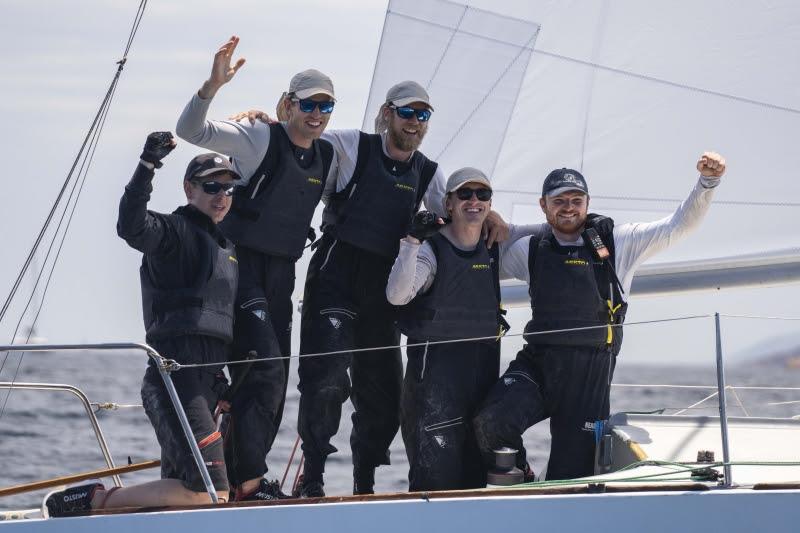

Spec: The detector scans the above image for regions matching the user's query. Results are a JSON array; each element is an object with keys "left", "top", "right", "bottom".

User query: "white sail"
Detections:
[{"left": 365, "top": 0, "right": 800, "bottom": 265}]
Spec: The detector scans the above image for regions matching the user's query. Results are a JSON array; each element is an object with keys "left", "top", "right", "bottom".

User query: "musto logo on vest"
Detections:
[
  {"left": 564, "top": 258, "right": 588, "bottom": 266},
  {"left": 306, "top": 176, "right": 322, "bottom": 185},
  {"left": 471, "top": 263, "right": 490, "bottom": 270},
  {"left": 394, "top": 183, "right": 416, "bottom": 193}
]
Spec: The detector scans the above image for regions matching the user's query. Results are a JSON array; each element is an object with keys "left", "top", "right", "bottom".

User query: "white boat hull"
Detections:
[{"left": 5, "top": 489, "right": 800, "bottom": 533}]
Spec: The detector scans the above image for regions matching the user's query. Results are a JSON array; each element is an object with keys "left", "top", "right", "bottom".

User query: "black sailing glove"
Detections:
[
  {"left": 140, "top": 131, "right": 176, "bottom": 169},
  {"left": 407, "top": 210, "right": 448, "bottom": 242},
  {"left": 585, "top": 213, "right": 614, "bottom": 235}
]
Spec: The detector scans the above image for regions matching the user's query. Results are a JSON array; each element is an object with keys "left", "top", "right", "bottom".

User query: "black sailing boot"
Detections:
[{"left": 353, "top": 465, "right": 375, "bottom": 495}]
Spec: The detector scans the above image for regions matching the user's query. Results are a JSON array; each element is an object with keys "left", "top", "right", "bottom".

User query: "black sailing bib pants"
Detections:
[{"left": 474, "top": 228, "right": 625, "bottom": 481}]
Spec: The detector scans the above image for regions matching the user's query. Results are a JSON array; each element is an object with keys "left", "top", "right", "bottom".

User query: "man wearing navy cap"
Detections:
[
  {"left": 473, "top": 152, "right": 726, "bottom": 481},
  {"left": 44, "top": 132, "right": 240, "bottom": 516}
]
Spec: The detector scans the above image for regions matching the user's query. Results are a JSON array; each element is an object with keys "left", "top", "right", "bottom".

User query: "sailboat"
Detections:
[{"left": 1, "top": 0, "right": 799, "bottom": 530}]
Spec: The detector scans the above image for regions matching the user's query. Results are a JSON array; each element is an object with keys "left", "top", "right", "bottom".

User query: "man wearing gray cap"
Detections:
[
  {"left": 473, "top": 153, "right": 726, "bottom": 482},
  {"left": 176, "top": 36, "right": 337, "bottom": 501},
  {"left": 296, "top": 80, "right": 513, "bottom": 497},
  {"left": 232, "top": 79, "right": 510, "bottom": 496},
  {"left": 386, "top": 167, "right": 535, "bottom": 491},
  {"left": 43, "top": 132, "right": 240, "bottom": 517}
]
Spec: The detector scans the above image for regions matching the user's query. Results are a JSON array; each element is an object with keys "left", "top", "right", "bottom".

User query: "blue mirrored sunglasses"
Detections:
[
  {"left": 293, "top": 98, "right": 335, "bottom": 114},
  {"left": 389, "top": 105, "right": 432, "bottom": 122}
]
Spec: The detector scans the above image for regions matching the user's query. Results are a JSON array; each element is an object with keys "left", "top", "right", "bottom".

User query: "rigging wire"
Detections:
[
  {"left": 0, "top": 0, "right": 148, "bottom": 423},
  {"left": 0, "top": 0, "right": 148, "bottom": 327},
  {"left": 0, "top": 82, "right": 119, "bottom": 421},
  {"left": 174, "top": 313, "right": 712, "bottom": 371}
]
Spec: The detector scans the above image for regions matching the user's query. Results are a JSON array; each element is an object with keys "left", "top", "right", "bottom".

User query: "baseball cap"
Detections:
[
  {"left": 443, "top": 167, "right": 491, "bottom": 212},
  {"left": 184, "top": 153, "right": 241, "bottom": 182},
  {"left": 385, "top": 80, "right": 433, "bottom": 110},
  {"left": 289, "top": 69, "right": 336, "bottom": 100},
  {"left": 541, "top": 168, "right": 588, "bottom": 197}
]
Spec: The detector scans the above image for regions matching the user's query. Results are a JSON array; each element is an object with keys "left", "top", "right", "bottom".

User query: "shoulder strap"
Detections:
[
  {"left": 583, "top": 215, "right": 625, "bottom": 305},
  {"left": 329, "top": 132, "right": 372, "bottom": 218},
  {"left": 318, "top": 137, "right": 334, "bottom": 188},
  {"left": 244, "top": 122, "right": 284, "bottom": 196},
  {"left": 527, "top": 230, "right": 545, "bottom": 285},
  {"left": 488, "top": 241, "right": 511, "bottom": 335},
  {"left": 489, "top": 242, "right": 501, "bottom": 302},
  {"left": 415, "top": 158, "right": 438, "bottom": 210},
  {"left": 349, "top": 132, "right": 374, "bottom": 191}
]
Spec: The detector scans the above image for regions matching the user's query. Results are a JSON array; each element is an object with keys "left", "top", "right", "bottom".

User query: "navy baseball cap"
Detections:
[
  {"left": 542, "top": 168, "right": 588, "bottom": 197},
  {"left": 184, "top": 153, "right": 241, "bottom": 182}
]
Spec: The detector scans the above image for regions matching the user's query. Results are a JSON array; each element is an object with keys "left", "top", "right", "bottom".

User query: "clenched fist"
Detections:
[
  {"left": 697, "top": 151, "right": 726, "bottom": 178},
  {"left": 140, "top": 131, "right": 176, "bottom": 169}
]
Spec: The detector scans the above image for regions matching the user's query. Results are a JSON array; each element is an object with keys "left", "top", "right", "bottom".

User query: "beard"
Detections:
[
  {"left": 388, "top": 122, "right": 425, "bottom": 152},
  {"left": 547, "top": 212, "right": 587, "bottom": 236}
]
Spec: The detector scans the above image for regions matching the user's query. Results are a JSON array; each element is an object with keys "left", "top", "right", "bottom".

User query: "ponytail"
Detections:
[
  {"left": 374, "top": 103, "right": 390, "bottom": 134},
  {"left": 276, "top": 92, "right": 291, "bottom": 122}
]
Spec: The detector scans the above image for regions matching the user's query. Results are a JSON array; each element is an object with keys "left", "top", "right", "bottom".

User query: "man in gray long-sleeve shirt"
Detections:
[{"left": 176, "top": 36, "right": 337, "bottom": 501}]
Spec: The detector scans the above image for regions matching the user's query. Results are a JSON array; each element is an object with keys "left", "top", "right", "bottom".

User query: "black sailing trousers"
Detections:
[
  {"left": 298, "top": 234, "right": 402, "bottom": 484},
  {"left": 223, "top": 246, "right": 292, "bottom": 486},
  {"left": 142, "top": 336, "right": 230, "bottom": 493},
  {"left": 473, "top": 343, "right": 615, "bottom": 481},
  {"left": 402, "top": 338, "right": 499, "bottom": 491}
]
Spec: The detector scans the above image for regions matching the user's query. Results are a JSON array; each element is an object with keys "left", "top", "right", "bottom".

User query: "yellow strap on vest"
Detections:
[{"left": 606, "top": 300, "right": 622, "bottom": 344}]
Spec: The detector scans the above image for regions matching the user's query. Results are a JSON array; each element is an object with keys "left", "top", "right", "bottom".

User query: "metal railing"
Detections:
[
  {"left": 0, "top": 342, "right": 219, "bottom": 503},
  {"left": 0, "top": 381, "right": 123, "bottom": 488}
]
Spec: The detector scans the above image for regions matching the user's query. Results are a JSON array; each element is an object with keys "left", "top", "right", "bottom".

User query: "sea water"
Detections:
[{"left": 0, "top": 348, "right": 797, "bottom": 512}]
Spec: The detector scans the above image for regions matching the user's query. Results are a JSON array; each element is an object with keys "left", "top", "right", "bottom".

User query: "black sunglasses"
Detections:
[
  {"left": 454, "top": 187, "right": 492, "bottom": 201},
  {"left": 389, "top": 104, "right": 432, "bottom": 122},
  {"left": 292, "top": 97, "right": 335, "bottom": 114},
  {"left": 194, "top": 180, "right": 236, "bottom": 196}
]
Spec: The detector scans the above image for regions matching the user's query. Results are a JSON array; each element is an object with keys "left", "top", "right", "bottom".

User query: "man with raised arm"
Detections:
[
  {"left": 176, "top": 36, "right": 337, "bottom": 500},
  {"left": 44, "top": 132, "right": 239, "bottom": 516},
  {"left": 473, "top": 152, "right": 726, "bottom": 481},
  {"left": 233, "top": 80, "right": 511, "bottom": 496}
]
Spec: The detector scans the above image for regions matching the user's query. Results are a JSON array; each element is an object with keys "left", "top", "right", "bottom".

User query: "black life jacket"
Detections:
[
  {"left": 140, "top": 218, "right": 238, "bottom": 343},
  {"left": 325, "top": 132, "right": 437, "bottom": 258},
  {"left": 220, "top": 123, "right": 333, "bottom": 259},
  {"left": 397, "top": 233, "right": 502, "bottom": 342},
  {"left": 525, "top": 218, "right": 627, "bottom": 354}
]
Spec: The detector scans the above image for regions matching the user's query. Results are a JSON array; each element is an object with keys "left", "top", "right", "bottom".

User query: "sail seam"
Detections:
[{"left": 533, "top": 48, "right": 800, "bottom": 116}]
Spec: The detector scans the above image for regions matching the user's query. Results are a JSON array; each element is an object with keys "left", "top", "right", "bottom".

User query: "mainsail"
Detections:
[{"left": 365, "top": 0, "right": 800, "bottom": 284}]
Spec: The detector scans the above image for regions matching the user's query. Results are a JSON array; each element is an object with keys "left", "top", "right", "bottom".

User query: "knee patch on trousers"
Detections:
[{"left": 182, "top": 430, "right": 229, "bottom": 493}]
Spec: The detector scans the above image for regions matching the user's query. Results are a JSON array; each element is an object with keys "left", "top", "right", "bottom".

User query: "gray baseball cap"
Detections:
[
  {"left": 443, "top": 167, "right": 491, "bottom": 212},
  {"left": 385, "top": 80, "right": 433, "bottom": 110},
  {"left": 289, "top": 69, "right": 336, "bottom": 101}
]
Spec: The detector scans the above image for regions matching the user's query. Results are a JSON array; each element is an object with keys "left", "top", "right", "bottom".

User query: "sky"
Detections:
[{"left": 0, "top": 0, "right": 798, "bottom": 371}]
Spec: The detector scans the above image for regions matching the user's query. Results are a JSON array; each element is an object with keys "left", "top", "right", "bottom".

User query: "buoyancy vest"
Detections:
[
  {"left": 525, "top": 218, "right": 627, "bottom": 354},
  {"left": 141, "top": 218, "right": 238, "bottom": 343},
  {"left": 397, "top": 233, "right": 502, "bottom": 342},
  {"left": 326, "top": 132, "right": 438, "bottom": 258},
  {"left": 220, "top": 123, "right": 333, "bottom": 259}
]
